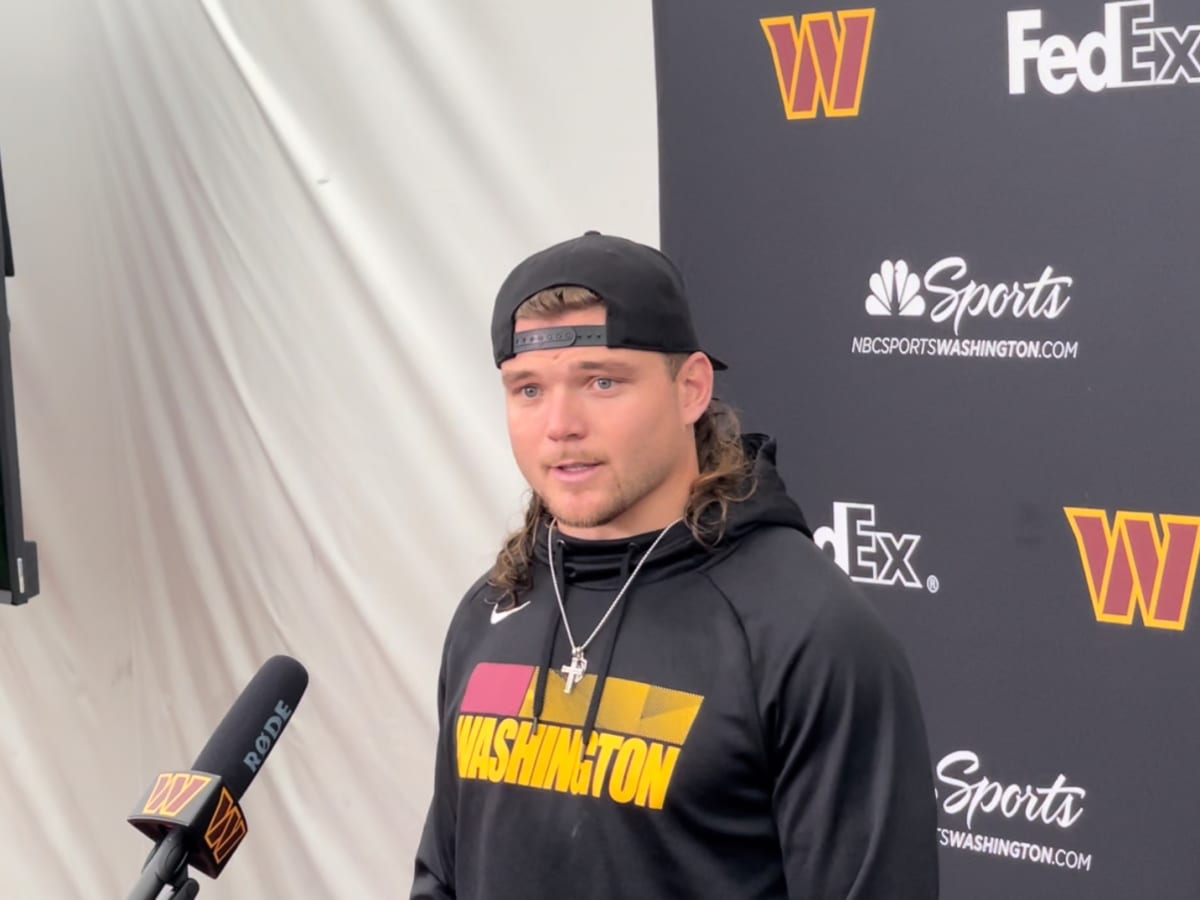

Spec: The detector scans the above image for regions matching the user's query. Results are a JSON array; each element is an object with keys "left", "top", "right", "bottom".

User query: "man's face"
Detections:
[{"left": 500, "top": 308, "right": 709, "bottom": 540}]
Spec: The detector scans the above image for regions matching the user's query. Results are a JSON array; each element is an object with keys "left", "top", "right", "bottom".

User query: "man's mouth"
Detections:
[{"left": 549, "top": 461, "right": 603, "bottom": 481}]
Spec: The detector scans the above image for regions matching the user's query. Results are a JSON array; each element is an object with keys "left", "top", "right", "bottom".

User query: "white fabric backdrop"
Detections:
[{"left": 0, "top": 1, "right": 658, "bottom": 895}]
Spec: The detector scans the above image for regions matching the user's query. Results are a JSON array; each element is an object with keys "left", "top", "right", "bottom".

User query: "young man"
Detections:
[{"left": 411, "top": 232, "right": 939, "bottom": 899}]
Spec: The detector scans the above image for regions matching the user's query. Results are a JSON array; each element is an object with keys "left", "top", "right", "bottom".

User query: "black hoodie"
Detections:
[{"left": 412, "top": 435, "right": 939, "bottom": 899}]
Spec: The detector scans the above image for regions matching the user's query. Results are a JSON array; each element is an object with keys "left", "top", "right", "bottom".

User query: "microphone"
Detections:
[{"left": 125, "top": 655, "right": 309, "bottom": 900}]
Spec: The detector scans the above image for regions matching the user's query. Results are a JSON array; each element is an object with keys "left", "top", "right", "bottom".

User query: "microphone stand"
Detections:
[
  {"left": 167, "top": 870, "right": 201, "bottom": 900},
  {"left": 126, "top": 829, "right": 202, "bottom": 900}
]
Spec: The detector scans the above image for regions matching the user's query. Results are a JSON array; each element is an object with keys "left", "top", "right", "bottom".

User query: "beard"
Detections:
[{"left": 545, "top": 485, "right": 631, "bottom": 530}]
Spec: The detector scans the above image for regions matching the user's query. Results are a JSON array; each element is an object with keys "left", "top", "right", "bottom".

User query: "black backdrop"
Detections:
[{"left": 654, "top": 1, "right": 1200, "bottom": 897}]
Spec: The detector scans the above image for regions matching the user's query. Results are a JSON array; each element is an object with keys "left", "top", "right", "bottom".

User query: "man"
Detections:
[{"left": 412, "top": 231, "right": 939, "bottom": 899}]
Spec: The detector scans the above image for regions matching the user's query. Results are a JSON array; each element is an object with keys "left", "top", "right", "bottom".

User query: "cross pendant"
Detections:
[{"left": 561, "top": 650, "right": 588, "bottom": 694}]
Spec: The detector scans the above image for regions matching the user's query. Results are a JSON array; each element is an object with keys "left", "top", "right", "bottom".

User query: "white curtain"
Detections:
[{"left": 0, "top": 1, "right": 658, "bottom": 895}]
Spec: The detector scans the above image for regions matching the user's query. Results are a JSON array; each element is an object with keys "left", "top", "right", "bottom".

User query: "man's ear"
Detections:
[{"left": 676, "top": 352, "right": 714, "bottom": 426}]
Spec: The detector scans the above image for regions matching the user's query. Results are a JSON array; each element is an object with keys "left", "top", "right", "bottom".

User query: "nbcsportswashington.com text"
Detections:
[
  {"left": 852, "top": 337, "right": 1080, "bottom": 359},
  {"left": 939, "top": 827, "right": 1093, "bottom": 872}
]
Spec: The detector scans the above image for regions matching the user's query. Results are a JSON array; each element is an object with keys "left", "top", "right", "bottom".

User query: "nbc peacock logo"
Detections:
[{"left": 865, "top": 260, "right": 926, "bottom": 318}]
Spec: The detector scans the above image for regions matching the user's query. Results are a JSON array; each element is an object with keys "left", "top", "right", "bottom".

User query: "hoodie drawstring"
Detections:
[
  {"left": 580, "top": 542, "right": 638, "bottom": 746},
  {"left": 531, "top": 538, "right": 566, "bottom": 733}
]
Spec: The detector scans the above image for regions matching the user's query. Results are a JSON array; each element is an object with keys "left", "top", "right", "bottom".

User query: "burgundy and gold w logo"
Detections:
[
  {"left": 141, "top": 773, "right": 212, "bottom": 818},
  {"left": 204, "top": 787, "right": 247, "bottom": 864},
  {"left": 760, "top": 9, "right": 875, "bottom": 119},
  {"left": 1065, "top": 508, "right": 1200, "bottom": 631}
]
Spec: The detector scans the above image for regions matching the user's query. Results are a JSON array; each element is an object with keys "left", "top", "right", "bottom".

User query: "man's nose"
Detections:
[{"left": 544, "top": 388, "right": 586, "bottom": 442}]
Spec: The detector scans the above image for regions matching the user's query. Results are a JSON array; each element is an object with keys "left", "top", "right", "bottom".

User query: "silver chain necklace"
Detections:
[{"left": 548, "top": 518, "right": 681, "bottom": 694}]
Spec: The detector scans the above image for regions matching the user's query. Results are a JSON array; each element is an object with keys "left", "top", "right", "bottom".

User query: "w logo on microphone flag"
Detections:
[{"left": 141, "top": 772, "right": 214, "bottom": 819}]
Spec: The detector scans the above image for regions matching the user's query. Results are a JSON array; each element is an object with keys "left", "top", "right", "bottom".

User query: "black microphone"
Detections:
[{"left": 125, "top": 655, "right": 309, "bottom": 900}]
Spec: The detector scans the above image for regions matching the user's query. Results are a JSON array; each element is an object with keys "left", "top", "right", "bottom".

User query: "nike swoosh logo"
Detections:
[{"left": 490, "top": 602, "right": 530, "bottom": 625}]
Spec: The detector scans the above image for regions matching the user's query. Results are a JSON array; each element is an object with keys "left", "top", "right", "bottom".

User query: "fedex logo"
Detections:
[
  {"left": 1009, "top": 2, "right": 1200, "bottom": 95},
  {"left": 814, "top": 502, "right": 938, "bottom": 592},
  {"left": 1065, "top": 507, "right": 1200, "bottom": 630},
  {"left": 761, "top": 9, "right": 875, "bottom": 118}
]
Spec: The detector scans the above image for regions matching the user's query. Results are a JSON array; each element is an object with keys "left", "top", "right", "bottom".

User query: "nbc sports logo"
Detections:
[
  {"left": 865, "top": 260, "right": 926, "bottom": 317},
  {"left": 850, "top": 257, "right": 1081, "bottom": 360},
  {"left": 1064, "top": 507, "right": 1200, "bottom": 630},
  {"left": 858, "top": 256, "right": 1074, "bottom": 333},
  {"left": 760, "top": 9, "right": 875, "bottom": 119}
]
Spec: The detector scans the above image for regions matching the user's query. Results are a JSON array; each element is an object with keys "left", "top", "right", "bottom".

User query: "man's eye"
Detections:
[
  {"left": 594, "top": 378, "right": 615, "bottom": 391},
  {"left": 520, "top": 385, "right": 540, "bottom": 399}
]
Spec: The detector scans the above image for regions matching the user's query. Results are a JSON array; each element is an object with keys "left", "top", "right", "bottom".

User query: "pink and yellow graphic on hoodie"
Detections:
[{"left": 455, "top": 662, "right": 704, "bottom": 810}]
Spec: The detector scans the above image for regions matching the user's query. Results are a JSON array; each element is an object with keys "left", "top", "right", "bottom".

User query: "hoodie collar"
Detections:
[{"left": 532, "top": 520, "right": 698, "bottom": 590}]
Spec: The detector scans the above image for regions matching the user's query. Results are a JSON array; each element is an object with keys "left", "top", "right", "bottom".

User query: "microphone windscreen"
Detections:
[{"left": 190, "top": 654, "right": 308, "bottom": 801}]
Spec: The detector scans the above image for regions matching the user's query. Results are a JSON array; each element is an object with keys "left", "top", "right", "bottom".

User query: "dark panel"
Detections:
[{"left": 654, "top": 0, "right": 1200, "bottom": 896}]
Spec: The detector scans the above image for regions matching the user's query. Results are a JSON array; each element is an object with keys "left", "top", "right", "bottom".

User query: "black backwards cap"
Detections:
[{"left": 490, "top": 231, "right": 727, "bottom": 370}]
